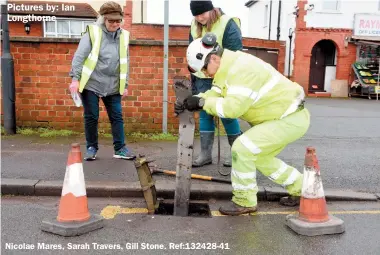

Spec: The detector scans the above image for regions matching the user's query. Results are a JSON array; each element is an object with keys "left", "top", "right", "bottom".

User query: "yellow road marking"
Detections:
[{"left": 100, "top": 206, "right": 380, "bottom": 220}]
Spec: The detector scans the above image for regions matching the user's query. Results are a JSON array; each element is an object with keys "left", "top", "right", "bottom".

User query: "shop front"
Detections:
[{"left": 349, "top": 13, "right": 380, "bottom": 100}]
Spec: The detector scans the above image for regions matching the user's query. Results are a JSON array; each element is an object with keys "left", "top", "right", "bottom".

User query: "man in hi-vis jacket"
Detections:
[{"left": 176, "top": 33, "right": 310, "bottom": 216}]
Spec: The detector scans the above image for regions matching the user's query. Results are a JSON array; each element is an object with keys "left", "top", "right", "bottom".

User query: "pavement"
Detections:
[
  {"left": 1, "top": 97, "right": 380, "bottom": 202},
  {"left": 2, "top": 196, "right": 380, "bottom": 255}
]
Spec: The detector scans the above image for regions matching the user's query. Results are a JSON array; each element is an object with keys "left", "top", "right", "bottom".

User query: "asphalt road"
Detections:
[
  {"left": 1, "top": 196, "right": 380, "bottom": 255},
  {"left": 1, "top": 98, "right": 380, "bottom": 193}
]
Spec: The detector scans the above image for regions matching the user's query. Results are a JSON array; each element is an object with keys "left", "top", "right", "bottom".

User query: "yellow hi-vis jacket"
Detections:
[
  {"left": 79, "top": 24, "right": 130, "bottom": 95},
  {"left": 190, "top": 14, "right": 240, "bottom": 79},
  {"left": 198, "top": 49, "right": 306, "bottom": 126}
]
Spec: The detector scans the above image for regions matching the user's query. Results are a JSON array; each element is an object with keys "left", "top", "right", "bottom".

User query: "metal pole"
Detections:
[
  {"left": 277, "top": 0, "right": 282, "bottom": 40},
  {"left": 377, "top": 58, "right": 379, "bottom": 101},
  {"left": 288, "top": 29, "right": 293, "bottom": 79},
  {"left": 268, "top": 0, "right": 272, "bottom": 40},
  {"left": 162, "top": 0, "right": 169, "bottom": 133},
  {"left": 1, "top": 1, "right": 17, "bottom": 135}
]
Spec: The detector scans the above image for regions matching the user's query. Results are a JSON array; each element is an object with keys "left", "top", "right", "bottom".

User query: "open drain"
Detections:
[
  {"left": 134, "top": 156, "right": 212, "bottom": 218},
  {"left": 154, "top": 201, "right": 211, "bottom": 218}
]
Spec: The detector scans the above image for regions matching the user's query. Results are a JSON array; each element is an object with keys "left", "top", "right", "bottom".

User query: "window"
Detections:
[
  {"left": 44, "top": 19, "right": 95, "bottom": 38},
  {"left": 322, "top": 0, "right": 340, "bottom": 11},
  {"left": 264, "top": 4, "right": 268, "bottom": 27}
]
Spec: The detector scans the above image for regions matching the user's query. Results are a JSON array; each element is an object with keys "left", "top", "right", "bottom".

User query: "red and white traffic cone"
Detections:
[
  {"left": 285, "top": 147, "right": 345, "bottom": 236},
  {"left": 41, "top": 143, "right": 104, "bottom": 236}
]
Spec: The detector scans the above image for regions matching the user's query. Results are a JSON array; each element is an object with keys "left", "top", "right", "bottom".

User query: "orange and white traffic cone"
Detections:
[
  {"left": 285, "top": 147, "right": 345, "bottom": 236},
  {"left": 41, "top": 143, "right": 104, "bottom": 236}
]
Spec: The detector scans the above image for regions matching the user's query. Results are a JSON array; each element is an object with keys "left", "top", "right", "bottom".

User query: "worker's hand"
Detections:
[
  {"left": 69, "top": 80, "right": 79, "bottom": 93},
  {"left": 174, "top": 100, "right": 185, "bottom": 116},
  {"left": 183, "top": 95, "right": 203, "bottom": 111},
  {"left": 122, "top": 88, "right": 128, "bottom": 99}
]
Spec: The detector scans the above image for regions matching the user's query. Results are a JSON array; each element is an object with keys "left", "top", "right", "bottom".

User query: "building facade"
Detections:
[
  {"left": 1, "top": 0, "right": 286, "bottom": 133},
  {"left": 246, "top": 0, "right": 380, "bottom": 97},
  {"left": 5, "top": 0, "right": 98, "bottom": 38}
]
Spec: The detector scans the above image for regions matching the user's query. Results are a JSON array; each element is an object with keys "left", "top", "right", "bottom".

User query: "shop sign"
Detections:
[
  {"left": 354, "top": 14, "right": 380, "bottom": 37},
  {"left": 375, "top": 86, "right": 380, "bottom": 94}
]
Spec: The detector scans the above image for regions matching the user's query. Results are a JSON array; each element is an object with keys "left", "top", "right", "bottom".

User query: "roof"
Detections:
[
  {"left": 245, "top": 0, "right": 259, "bottom": 8},
  {"left": 7, "top": 1, "right": 98, "bottom": 18}
]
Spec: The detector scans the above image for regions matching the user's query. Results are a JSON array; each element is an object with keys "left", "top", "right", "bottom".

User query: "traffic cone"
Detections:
[
  {"left": 285, "top": 147, "right": 345, "bottom": 236},
  {"left": 41, "top": 143, "right": 104, "bottom": 236}
]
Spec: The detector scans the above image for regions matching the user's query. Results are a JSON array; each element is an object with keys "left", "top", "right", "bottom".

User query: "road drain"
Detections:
[{"left": 154, "top": 201, "right": 211, "bottom": 217}]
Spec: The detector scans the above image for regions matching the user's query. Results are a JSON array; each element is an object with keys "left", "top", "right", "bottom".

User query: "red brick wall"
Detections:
[
  {"left": 293, "top": 0, "right": 357, "bottom": 93},
  {"left": 243, "top": 38, "right": 286, "bottom": 74},
  {"left": 0, "top": 1, "right": 286, "bottom": 133},
  {"left": 2, "top": 36, "right": 285, "bottom": 133},
  {"left": 9, "top": 21, "right": 43, "bottom": 37},
  {"left": 3, "top": 39, "right": 189, "bottom": 133},
  {"left": 293, "top": 28, "right": 356, "bottom": 93}
]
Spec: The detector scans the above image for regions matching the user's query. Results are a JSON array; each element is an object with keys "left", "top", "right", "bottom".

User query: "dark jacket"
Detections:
[
  {"left": 189, "top": 9, "right": 243, "bottom": 94},
  {"left": 189, "top": 17, "right": 243, "bottom": 51}
]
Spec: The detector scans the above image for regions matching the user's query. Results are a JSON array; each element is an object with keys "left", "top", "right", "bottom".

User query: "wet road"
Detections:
[
  {"left": 2, "top": 98, "right": 379, "bottom": 194},
  {"left": 2, "top": 196, "right": 380, "bottom": 255}
]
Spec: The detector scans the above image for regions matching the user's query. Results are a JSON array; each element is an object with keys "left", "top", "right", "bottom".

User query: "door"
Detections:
[
  {"left": 244, "top": 48, "right": 279, "bottom": 70},
  {"left": 309, "top": 44, "right": 326, "bottom": 91}
]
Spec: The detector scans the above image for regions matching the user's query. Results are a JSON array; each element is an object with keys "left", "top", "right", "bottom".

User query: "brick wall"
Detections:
[
  {"left": 0, "top": 1, "right": 286, "bottom": 133},
  {"left": 293, "top": 28, "right": 356, "bottom": 93},
  {"left": 3, "top": 38, "right": 189, "bottom": 133},
  {"left": 9, "top": 21, "right": 43, "bottom": 37},
  {"left": 293, "top": 0, "right": 357, "bottom": 93},
  {"left": 3, "top": 36, "right": 285, "bottom": 133}
]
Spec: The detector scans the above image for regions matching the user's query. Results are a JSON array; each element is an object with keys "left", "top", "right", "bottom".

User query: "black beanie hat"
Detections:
[{"left": 190, "top": 0, "right": 214, "bottom": 16}]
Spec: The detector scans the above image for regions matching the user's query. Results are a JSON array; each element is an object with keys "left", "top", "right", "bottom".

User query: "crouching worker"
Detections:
[{"left": 176, "top": 33, "right": 310, "bottom": 216}]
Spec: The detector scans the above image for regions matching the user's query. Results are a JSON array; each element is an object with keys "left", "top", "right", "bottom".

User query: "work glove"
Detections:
[
  {"left": 183, "top": 95, "right": 204, "bottom": 111},
  {"left": 174, "top": 100, "right": 185, "bottom": 116}
]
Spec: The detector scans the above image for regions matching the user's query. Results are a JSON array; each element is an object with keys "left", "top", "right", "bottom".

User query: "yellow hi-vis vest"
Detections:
[
  {"left": 79, "top": 24, "right": 130, "bottom": 95},
  {"left": 190, "top": 15, "right": 241, "bottom": 79}
]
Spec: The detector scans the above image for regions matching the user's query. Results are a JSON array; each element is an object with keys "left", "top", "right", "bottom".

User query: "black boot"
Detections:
[
  {"left": 219, "top": 201, "right": 257, "bottom": 216},
  {"left": 279, "top": 196, "right": 300, "bottom": 206},
  {"left": 193, "top": 132, "right": 214, "bottom": 167},
  {"left": 223, "top": 133, "right": 241, "bottom": 167}
]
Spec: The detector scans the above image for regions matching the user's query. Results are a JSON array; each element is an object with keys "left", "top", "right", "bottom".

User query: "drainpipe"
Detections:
[
  {"left": 162, "top": 0, "right": 169, "bottom": 133},
  {"left": 141, "top": 0, "right": 144, "bottom": 23},
  {"left": 1, "top": 1, "right": 17, "bottom": 135},
  {"left": 277, "top": 0, "right": 282, "bottom": 40},
  {"left": 268, "top": 0, "right": 272, "bottom": 40},
  {"left": 288, "top": 28, "right": 294, "bottom": 79}
]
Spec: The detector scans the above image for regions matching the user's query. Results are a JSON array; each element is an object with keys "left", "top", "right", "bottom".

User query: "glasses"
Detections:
[{"left": 107, "top": 19, "right": 122, "bottom": 24}]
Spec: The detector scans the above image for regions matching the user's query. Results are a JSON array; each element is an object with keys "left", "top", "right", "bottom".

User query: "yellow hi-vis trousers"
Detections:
[{"left": 230, "top": 108, "right": 311, "bottom": 207}]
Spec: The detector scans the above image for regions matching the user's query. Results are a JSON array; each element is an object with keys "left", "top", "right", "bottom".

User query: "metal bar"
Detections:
[
  {"left": 1, "top": 1, "right": 17, "bottom": 135},
  {"left": 162, "top": 0, "right": 169, "bottom": 133},
  {"left": 152, "top": 169, "right": 231, "bottom": 184},
  {"left": 173, "top": 77, "right": 195, "bottom": 216}
]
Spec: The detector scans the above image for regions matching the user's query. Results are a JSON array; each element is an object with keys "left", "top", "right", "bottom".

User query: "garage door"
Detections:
[{"left": 243, "top": 48, "right": 279, "bottom": 70}]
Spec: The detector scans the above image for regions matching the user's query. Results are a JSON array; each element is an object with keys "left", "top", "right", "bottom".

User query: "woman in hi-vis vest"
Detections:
[
  {"left": 189, "top": 0, "right": 242, "bottom": 169},
  {"left": 69, "top": 1, "right": 136, "bottom": 161}
]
